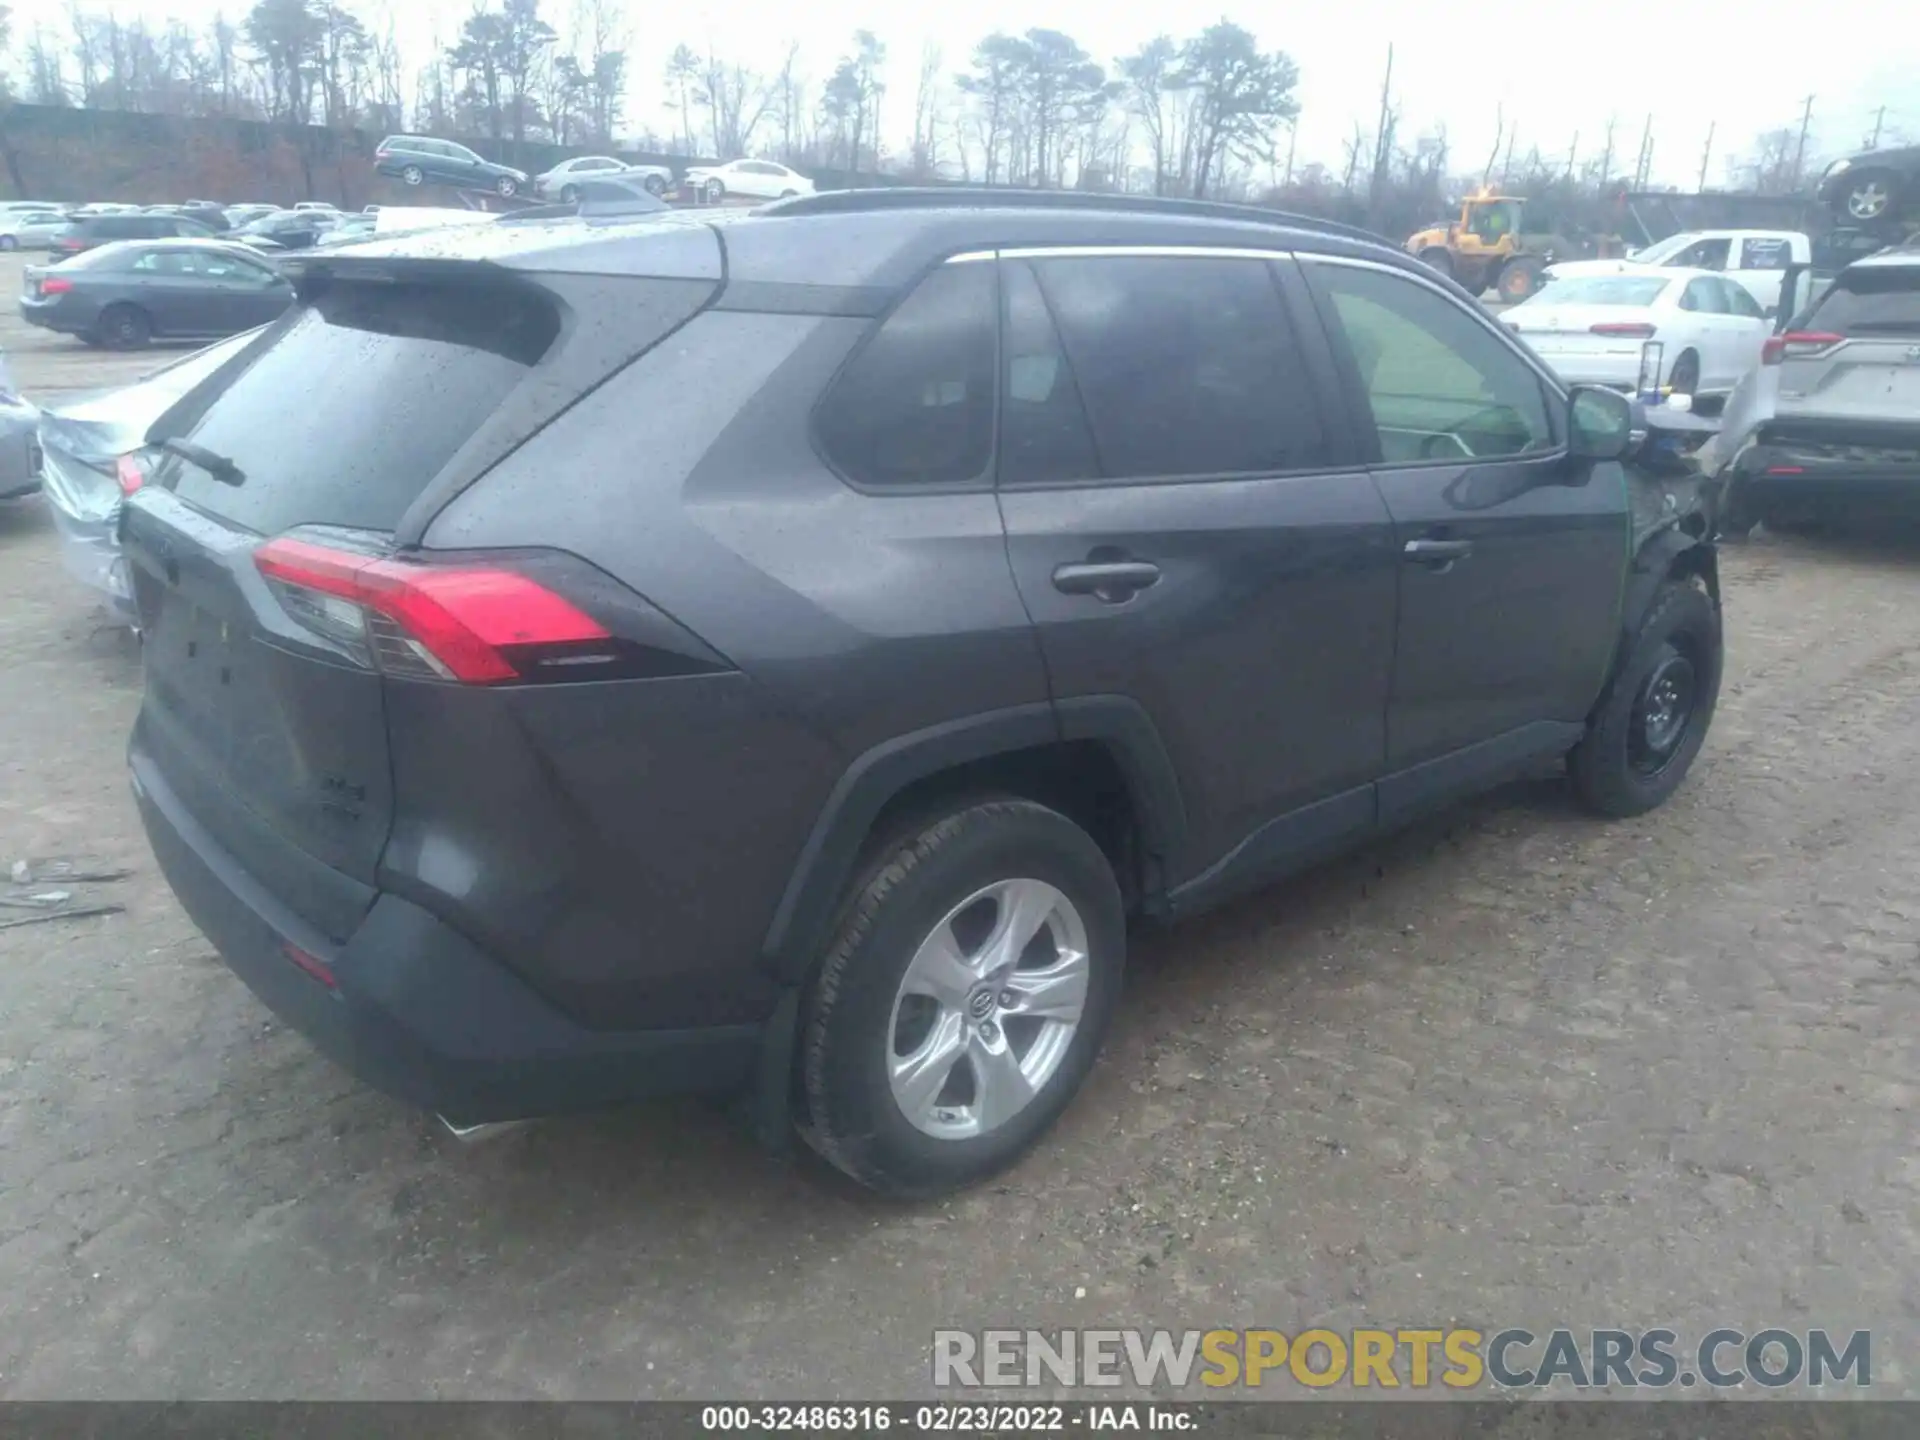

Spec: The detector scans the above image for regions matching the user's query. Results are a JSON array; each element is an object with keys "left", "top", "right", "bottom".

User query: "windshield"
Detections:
[
  {"left": 1535, "top": 276, "right": 1669, "bottom": 306},
  {"left": 1630, "top": 235, "right": 1698, "bottom": 266}
]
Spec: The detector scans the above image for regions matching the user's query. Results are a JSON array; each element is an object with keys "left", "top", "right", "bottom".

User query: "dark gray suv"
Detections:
[{"left": 121, "top": 191, "right": 1723, "bottom": 1196}]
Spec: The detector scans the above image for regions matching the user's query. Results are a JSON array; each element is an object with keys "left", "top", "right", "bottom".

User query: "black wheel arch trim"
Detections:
[
  {"left": 1610, "top": 529, "right": 1719, "bottom": 700},
  {"left": 759, "top": 697, "right": 1188, "bottom": 986}
]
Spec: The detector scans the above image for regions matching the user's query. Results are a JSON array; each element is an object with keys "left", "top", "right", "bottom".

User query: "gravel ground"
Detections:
[{"left": 0, "top": 253, "right": 1913, "bottom": 1401}]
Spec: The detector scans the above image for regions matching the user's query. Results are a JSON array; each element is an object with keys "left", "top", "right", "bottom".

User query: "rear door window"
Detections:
[
  {"left": 154, "top": 279, "right": 559, "bottom": 534},
  {"left": 1807, "top": 266, "right": 1920, "bottom": 336},
  {"left": 1026, "top": 253, "right": 1331, "bottom": 479},
  {"left": 815, "top": 260, "right": 996, "bottom": 488}
]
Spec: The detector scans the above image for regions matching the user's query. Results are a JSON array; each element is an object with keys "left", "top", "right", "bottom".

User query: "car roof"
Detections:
[
  {"left": 318, "top": 190, "right": 1420, "bottom": 295},
  {"left": 1851, "top": 248, "right": 1920, "bottom": 270}
]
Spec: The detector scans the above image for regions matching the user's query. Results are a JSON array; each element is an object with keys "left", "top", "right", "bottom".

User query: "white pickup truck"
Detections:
[{"left": 1545, "top": 230, "right": 1813, "bottom": 316}]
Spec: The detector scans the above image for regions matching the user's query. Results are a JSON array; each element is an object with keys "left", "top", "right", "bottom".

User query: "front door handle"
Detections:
[
  {"left": 1402, "top": 538, "right": 1474, "bottom": 568},
  {"left": 1051, "top": 559, "right": 1162, "bottom": 602}
]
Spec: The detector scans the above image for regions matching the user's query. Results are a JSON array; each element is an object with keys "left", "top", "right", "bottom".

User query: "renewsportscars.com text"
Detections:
[{"left": 932, "top": 1327, "right": 1872, "bottom": 1390}]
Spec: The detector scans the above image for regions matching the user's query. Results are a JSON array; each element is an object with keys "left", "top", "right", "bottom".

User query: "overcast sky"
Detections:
[{"left": 9, "top": 0, "right": 1917, "bottom": 186}]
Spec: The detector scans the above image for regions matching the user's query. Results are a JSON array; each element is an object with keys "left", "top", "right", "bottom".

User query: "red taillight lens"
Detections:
[
  {"left": 254, "top": 536, "right": 611, "bottom": 684},
  {"left": 1590, "top": 322, "right": 1657, "bottom": 338},
  {"left": 39, "top": 275, "right": 72, "bottom": 295},
  {"left": 115, "top": 453, "right": 147, "bottom": 496},
  {"left": 1761, "top": 330, "right": 1843, "bottom": 365}
]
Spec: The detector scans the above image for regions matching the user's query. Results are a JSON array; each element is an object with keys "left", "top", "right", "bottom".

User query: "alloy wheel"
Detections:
[
  {"left": 1847, "top": 182, "right": 1890, "bottom": 220},
  {"left": 886, "top": 878, "right": 1090, "bottom": 1141}
]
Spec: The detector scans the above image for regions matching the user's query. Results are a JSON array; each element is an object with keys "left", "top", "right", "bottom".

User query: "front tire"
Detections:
[
  {"left": 401, "top": 164, "right": 424, "bottom": 187},
  {"left": 1569, "top": 581, "right": 1721, "bottom": 817},
  {"left": 643, "top": 174, "right": 666, "bottom": 196},
  {"left": 704, "top": 178, "right": 724, "bottom": 203},
  {"left": 0, "top": 236, "right": 16, "bottom": 252},
  {"left": 496, "top": 175, "right": 519, "bottom": 198},
  {"left": 1419, "top": 247, "right": 1454, "bottom": 280},
  {"left": 559, "top": 184, "right": 578, "bottom": 204},
  {"left": 799, "top": 799, "right": 1126, "bottom": 1198}
]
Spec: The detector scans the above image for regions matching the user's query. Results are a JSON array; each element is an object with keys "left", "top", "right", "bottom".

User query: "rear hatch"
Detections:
[
  {"left": 122, "top": 241, "right": 720, "bottom": 941},
  {"left": 1774, "top": 261, "right": 1920, "bottom": 422}
]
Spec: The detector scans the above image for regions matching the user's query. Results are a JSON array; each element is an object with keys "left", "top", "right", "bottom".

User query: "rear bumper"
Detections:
[
  {"left": 132, "top": 746, "right": 763, "bottom": 1126},
  {"left": 1730, "top": 421, "right": 1920, "bottom": 520}
]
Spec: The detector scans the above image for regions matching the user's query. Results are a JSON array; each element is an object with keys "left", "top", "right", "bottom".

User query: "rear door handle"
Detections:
[
  {"left": 1402, "top": 538, "right": 1474, "bottom": 568},
  {"left": 1051, "top": 560, "right": 1162, "bottom": 601}
]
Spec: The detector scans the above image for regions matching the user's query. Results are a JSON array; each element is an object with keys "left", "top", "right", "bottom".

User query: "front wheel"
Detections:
[
  {"left": 0, "top": 236, "right": 16, "bottom": 252},
  {"left": 1569, "top": 581, "right": 1721, "bottom": 817},
  {"left": 559, "top": 184, "right": 578, "bottom": 204},
  {"left": 643, "top": 174, "right": 666, "bottom": 196},
  {"left": 1419, "top": 247, "right": 1454, "bottom": 280},
  {"left": 704, "top": 178, "right": 724, "bottom": 203},
  {"left": 401, "top": 164, "right": 424, "bottom": 187},
  {"left": 799, "top": 799, "right": 1126, "bottom": 1197},
  {"left": 496, "top": 175, "right": 519, "bottom": 198}
]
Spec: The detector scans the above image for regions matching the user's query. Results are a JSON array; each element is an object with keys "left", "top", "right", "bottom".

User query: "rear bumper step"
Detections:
[{"left": 132, "top": 748, "right": 763, "bottom": 1127}]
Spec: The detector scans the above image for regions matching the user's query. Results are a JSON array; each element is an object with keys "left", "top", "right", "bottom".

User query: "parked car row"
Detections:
[{"left": 369, "top": 134, "right": 819, "bottom": 205}]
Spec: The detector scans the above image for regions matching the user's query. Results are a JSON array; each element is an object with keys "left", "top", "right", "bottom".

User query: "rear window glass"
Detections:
[
  {"left": 158, "top": 280, "right": 558, "bottom": 534},
  {"left": 1536, "top": 276, "right": 1669, "bottom": 306},
  {"left": 1807, "top": 266, "right": 1920, "bottom": 336}
]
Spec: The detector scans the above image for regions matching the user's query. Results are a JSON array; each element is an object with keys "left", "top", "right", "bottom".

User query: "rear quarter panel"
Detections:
[{"left": 416, "top": 309, "right": 1051, "bottom": 1023}]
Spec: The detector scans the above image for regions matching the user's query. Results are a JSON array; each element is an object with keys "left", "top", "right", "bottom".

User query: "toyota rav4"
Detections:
[{"left": 122, "top": 190, "right": 1723, "bottom": 1196}]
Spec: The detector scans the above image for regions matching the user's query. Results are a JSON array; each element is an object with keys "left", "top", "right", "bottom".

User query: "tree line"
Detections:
[{"left": 0, "top": 0, "right": 1838, "bottom": 230}]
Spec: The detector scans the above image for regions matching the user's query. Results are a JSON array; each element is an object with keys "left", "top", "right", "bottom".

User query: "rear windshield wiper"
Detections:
[{"left": 160, "top": 437, "right": 245, "bottom": 486}]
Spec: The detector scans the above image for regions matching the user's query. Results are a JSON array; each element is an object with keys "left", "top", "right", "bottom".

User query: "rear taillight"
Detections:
[
  {"left": 115, "top": 453, "right": 148, "bottom": 496},
  {"left": 1591, "top": 322, "right": 1657, "bottom": 338},
  {"left": 254, "top": 536, "right": 615, "bottom": 684},
  {"left": 1761, "top": 330, "right": 1844, "bottom": 365},
  {"left": 39, "top": 275, "right": 72, "bottom": 295}
]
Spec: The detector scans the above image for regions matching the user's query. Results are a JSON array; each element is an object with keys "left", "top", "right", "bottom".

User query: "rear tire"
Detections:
[
  {"left": 799, "top": 799, "right": 1126, "bottom": 1198},
  {"left": 401, "top": 164, "right": 424, "bottom": 187},
  {"left": 1498, "top": 258, "right": 1544, "bottom": 302},
  {"left": 0, "top": 236, "right": 16, "bottom": 252},
  {"left": 704, "top": 178, "right": 724, "bottom": 203},
  {"left": 1569, "top": 581, "right": 1721, "bottom": 818},
  {"left": 97, "top": 303, "right": 151, "bottom": 351},
  {"left": 1667, "top": 349, "right": 1700, "bottom": 397},
  {"left": 1836, "top": 172, "right": 1898, "bottom": 223}
]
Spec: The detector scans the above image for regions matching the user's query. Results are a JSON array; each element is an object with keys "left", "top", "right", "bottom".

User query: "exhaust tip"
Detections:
[{"left": 436, "top": 1115, "right": 528, "bottom": 1144}]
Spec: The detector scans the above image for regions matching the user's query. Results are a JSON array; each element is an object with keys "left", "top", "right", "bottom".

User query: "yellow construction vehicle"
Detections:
[{"left": 1405, "top": 190, "right": 1584, "bottom": 302}]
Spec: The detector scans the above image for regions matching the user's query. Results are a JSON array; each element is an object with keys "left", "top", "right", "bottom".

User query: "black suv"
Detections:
[
  {"left": 121, "top": 191, "right": 1723, "bottom": 1196},
  {"left": 52, "top": 211, "right": 217, "bottom": 260}
]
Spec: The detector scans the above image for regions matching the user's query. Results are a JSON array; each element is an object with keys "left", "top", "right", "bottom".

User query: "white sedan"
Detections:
[
  {"left": 1503, "top": 267, "right": 1772, "bottom": 400},
  {"left": 0, "top": 208, "right": 71, "bottom": 251},
  {"left": 534, "top": 155, "right": 673, "bottom": 201},
  {"left": 682, "top": 158, "right": 815, "bottom": 203}
]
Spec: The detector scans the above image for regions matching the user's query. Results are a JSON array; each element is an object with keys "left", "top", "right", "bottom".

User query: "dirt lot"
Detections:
[{"left": 0, "top": 250, "right": 1914, "bottom": 1401}]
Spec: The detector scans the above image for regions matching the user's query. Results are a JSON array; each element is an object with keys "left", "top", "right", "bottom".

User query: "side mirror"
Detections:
[{"left": 1568, "top": 384, "right": 1633, "bottom": 462}]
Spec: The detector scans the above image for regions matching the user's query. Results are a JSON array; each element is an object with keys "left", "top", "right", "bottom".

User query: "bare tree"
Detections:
[
  {"left": 663, "top": 43, "right": 698, "bottom": 154},
  {"left": 909, "top": 40, "right": 942, "bottom": 178},
  {"left": 1120, "top": 35, "right": 1180, "bottom": 195}
]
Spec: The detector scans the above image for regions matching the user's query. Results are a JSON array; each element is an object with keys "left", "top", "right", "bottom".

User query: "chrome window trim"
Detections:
[{"left": 946, "top": 244, "right": 1294, "bottom": 265}]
